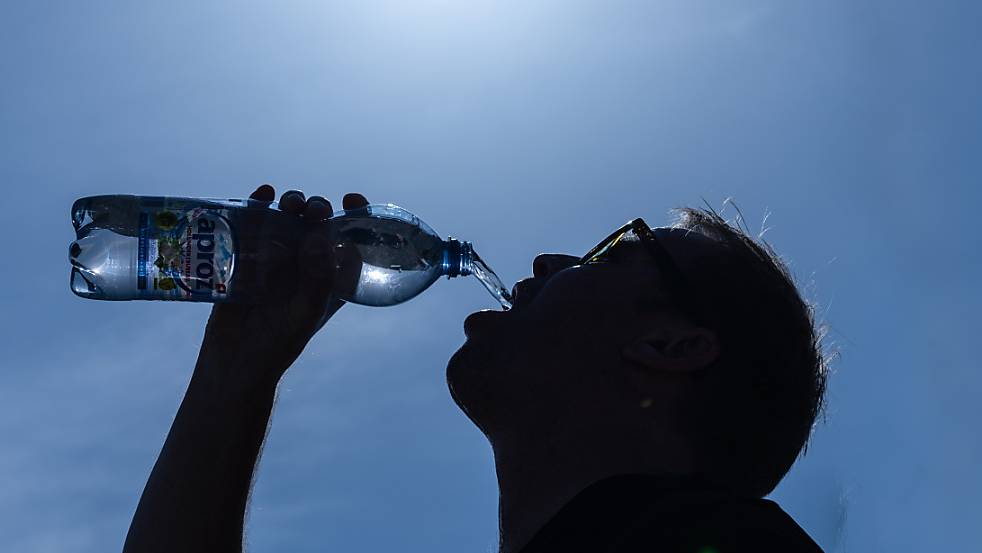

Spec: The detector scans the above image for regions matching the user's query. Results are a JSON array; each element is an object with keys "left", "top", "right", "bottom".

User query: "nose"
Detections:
[{"left": 532, "top": 254, "right": 580, "bottom": 279}]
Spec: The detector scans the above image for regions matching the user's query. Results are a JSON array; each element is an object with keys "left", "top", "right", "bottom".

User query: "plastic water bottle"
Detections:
[{"left": 69, "top": 195, "right": 513, "bottom": 308}]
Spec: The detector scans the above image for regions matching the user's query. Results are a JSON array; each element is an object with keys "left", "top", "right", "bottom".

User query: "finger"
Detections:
[
  {"left": 250, "top": 184, "right": 276, "bottom": 202},
  {"left": 342, "top": 193, "right": 369, "bottom": 210},
  {"left": 280, "top": 189, "right": 306, "bottom": 214},
  {"left": 304, "top": 196, "right": 333, "bottom": 221}
]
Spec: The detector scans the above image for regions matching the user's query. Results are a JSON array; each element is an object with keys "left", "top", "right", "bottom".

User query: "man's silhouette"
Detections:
[{"left": 123, "top": 185, "right": 826, "bottom": 552}]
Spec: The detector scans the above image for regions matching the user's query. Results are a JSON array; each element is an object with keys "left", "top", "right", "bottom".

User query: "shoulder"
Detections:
[{"left": 611, "top": 496, "right": 825, "bottom": 553}]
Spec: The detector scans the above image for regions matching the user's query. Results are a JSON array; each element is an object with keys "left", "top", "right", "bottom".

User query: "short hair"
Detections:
[{"left": 669, "top": 206, "right": 828, "bottom": 498}]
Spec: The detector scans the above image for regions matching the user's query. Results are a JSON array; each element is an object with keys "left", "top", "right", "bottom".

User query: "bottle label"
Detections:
[{"left": 138, "top": 204, "right": 235, "bottom": 300}]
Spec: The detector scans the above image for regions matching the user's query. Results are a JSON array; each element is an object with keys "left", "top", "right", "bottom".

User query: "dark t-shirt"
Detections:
[{"left": 519, "top": 474, "right": 824, "bottom": 553}]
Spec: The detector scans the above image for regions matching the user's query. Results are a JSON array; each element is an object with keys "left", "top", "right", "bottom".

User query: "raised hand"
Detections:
[{"left": 202, "top": 184, "right": 370, "bottom": 384}]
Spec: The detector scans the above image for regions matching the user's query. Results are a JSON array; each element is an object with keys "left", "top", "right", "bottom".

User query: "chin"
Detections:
[
  {"left": 446, "top": 341, "right": 487, "bottom": 404},
  {"left": 446, "top": 340, "right": 508, "bottom": 435}
]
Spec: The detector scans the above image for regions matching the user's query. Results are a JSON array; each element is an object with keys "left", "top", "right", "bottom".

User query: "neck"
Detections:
[
  {"left": 491, "top": 431, "right": 689, "bottom": 553},
  {"left": 493, "top": 449, "right": 595, "bottom": 553}
]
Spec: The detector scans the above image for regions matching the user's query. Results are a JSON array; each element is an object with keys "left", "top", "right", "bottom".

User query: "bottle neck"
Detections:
[{"left": 442, "top": 238, "right": 473, "bottom": 278}]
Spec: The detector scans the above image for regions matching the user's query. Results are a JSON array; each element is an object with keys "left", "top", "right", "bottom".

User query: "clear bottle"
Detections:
[{"left": 69, "top": 195, "right": 512, "bottom": 308}]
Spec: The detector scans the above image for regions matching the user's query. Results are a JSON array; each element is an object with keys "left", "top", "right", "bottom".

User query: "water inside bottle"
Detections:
[
  {"left": 331, "top": 213, "right": 448, "bottom": 306},
  {"left": 469, "top": 250, "right": 513, "bottom": 310}
]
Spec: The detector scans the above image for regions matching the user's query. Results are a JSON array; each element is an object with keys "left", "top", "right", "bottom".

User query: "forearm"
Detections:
[
  {"left": 123, "top": 344, "right": 281, "bottom": 553},
  {"left": 122, "top": 185, "right": 358, "bottom": 552}
]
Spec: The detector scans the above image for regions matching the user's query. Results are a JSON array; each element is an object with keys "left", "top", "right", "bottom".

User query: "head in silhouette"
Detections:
[{"left": 448, "top": 207, "right": 826, "bottom": 499}]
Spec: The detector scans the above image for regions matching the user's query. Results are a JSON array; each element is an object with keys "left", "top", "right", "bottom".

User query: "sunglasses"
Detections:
[{"left": 579, "top": 218, "right": 688, "bottom": 295}]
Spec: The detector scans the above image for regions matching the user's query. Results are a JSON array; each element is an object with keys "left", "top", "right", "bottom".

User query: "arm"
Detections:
[{"left": 123, "top": 185, "right": 368, "bottom": 553}]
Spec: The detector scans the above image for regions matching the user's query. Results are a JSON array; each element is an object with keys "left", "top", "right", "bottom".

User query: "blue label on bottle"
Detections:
[
  {"left": 138, "top": 212, "right": 149, "bottom": 290},
  {"left": 141, "top": 204, "right": 235, "bottom": 300}
]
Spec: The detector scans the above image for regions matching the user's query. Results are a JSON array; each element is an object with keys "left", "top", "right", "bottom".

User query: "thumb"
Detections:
[{"left": 295, "top": 227, "right": 338, "bottom": 325}]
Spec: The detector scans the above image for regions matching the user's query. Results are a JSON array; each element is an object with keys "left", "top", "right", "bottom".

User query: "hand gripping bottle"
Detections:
[{"left": 69, "top": 195, "right": 512, "bottom": 308}]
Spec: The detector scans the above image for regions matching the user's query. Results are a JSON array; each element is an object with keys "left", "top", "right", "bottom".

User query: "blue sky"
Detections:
[{"left": 2, "top": 1, "right": 980, "bottom": 551}]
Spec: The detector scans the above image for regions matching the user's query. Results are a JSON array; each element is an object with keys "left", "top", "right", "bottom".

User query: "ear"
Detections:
[{"left": 621, "top": 325, "right": 719, "bottom": 374}]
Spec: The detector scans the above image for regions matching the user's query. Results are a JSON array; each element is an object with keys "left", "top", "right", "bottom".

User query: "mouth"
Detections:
[
  {"left": 509, "top": 277, "right": 542, "bottom": 310},
  {"left": 463, "top": 277, "right": 538, "bottom": 338},
  {"left": 463, "top": 308, "right": 508, "bottom": 338}
]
